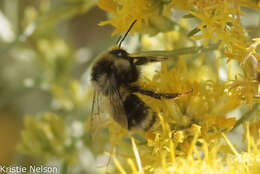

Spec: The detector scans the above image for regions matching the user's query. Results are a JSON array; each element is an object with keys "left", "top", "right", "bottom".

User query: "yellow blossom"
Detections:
[{"left": 98, "top": 0, "right": 161, "bottom": 35}]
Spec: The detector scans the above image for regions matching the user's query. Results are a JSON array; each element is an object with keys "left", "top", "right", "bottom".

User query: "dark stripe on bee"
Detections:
[{"left": 124, "top": 94, "right": 156, "bottom": 130}]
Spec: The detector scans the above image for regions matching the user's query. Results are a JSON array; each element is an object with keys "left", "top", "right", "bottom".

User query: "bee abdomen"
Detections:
[{"left": 123, "top": 94, "right": 156, "bottom": 130}]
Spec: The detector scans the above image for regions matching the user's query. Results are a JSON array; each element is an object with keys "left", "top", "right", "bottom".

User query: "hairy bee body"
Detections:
[
  {"left": 90, "top": 20, "right": 191, "bottom": 131},
  {"left": 91, "top": 48, "right": 156, "bottom": 130}
]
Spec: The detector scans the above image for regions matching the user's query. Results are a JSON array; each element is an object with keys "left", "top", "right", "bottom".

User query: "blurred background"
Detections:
[{"left": 0, "top": 0, "right": 114, "bottom": 173}]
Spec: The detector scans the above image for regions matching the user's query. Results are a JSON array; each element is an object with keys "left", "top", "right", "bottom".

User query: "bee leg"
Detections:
[
  {"left": 128, "top": 85, "right": 193, "bottom": 99},
  {"left": 132, "top": 56, "right": 167, "bottom": 65}
]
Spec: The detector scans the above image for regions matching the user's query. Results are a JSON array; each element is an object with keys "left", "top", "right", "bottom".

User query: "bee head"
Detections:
[
  {"left": 91, "top": 20, "right": 139, "bottom": 94},
  {"left": 91, "top": 49, "right": 138, "bottom": 93}
]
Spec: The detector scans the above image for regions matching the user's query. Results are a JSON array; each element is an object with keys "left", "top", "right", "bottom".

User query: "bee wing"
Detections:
[
  {"left": 108, "top": 87, "right": 128, "bottom": 129},
  {"left": 131, "top": 44, "right": 220, "bottom": 58},
  {"left": 89, "top": 88, "right": 113, "bottom": 153},
  {"left": 89, "top": 89, "right": 107, "bottom": 137}
]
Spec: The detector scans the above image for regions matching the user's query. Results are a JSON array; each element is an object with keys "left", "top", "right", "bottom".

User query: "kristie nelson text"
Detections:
[{"left": 0, "top": 165, "right": 58, "bottom": 173}]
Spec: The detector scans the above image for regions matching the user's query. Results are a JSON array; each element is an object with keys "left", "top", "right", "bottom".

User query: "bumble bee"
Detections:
[{"left": 90, "top": 20, "right": 192, "bottom": 131}]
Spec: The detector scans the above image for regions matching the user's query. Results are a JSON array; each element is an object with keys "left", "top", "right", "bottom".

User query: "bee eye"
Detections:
[{"left": 110, "top": 49, "right": 128, "bottom": 57}]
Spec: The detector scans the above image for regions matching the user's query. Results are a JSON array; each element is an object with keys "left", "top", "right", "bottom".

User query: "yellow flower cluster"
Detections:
[
  {"left": 98, "top": 0, "right": 186, "bottom": 35},
  {"left": 113, "top": 125, "right": 260, "bottom": 174},
  {"left": 99, "top": 54, "right": 259, "bottom": 173},
  {"left": 97, "top": 0, "right": 260, "bottom": 173},
  {"left": 16, "top": 0, "right": 260, "bottom": 173}
]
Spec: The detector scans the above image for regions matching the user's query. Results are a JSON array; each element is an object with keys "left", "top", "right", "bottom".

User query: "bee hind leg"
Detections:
[{"left": 128, "top": 85, "right": 193, "bottom": 99}]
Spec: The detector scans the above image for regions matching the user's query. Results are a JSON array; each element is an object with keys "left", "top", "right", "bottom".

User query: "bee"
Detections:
[{"left": 90, "top": 20, "right": 192, "bottom": 131}]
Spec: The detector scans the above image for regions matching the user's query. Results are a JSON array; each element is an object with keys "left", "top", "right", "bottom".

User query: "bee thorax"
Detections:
[{"left": 91, "top": 74, "right": 117, "bottom": 96}]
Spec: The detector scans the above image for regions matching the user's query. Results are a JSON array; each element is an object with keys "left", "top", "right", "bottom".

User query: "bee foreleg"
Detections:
[{"left": 132, "top": 56, "right": 167, "bottom": 65}]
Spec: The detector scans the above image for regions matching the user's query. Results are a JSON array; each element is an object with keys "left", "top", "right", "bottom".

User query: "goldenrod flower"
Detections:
[
  {"left": 16, "top": 1, "right": 260, "bottom": 173},
  {"left": 110, "top": 125, "right": 260, "bottom": 174},
  {"left": 96, "top": 1, "right": 260, "bottom": 174}
]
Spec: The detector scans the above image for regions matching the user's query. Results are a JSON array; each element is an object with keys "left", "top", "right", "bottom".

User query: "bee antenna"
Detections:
[{"left": 118, "top": 19, "right": 137, "bottom": 48}]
